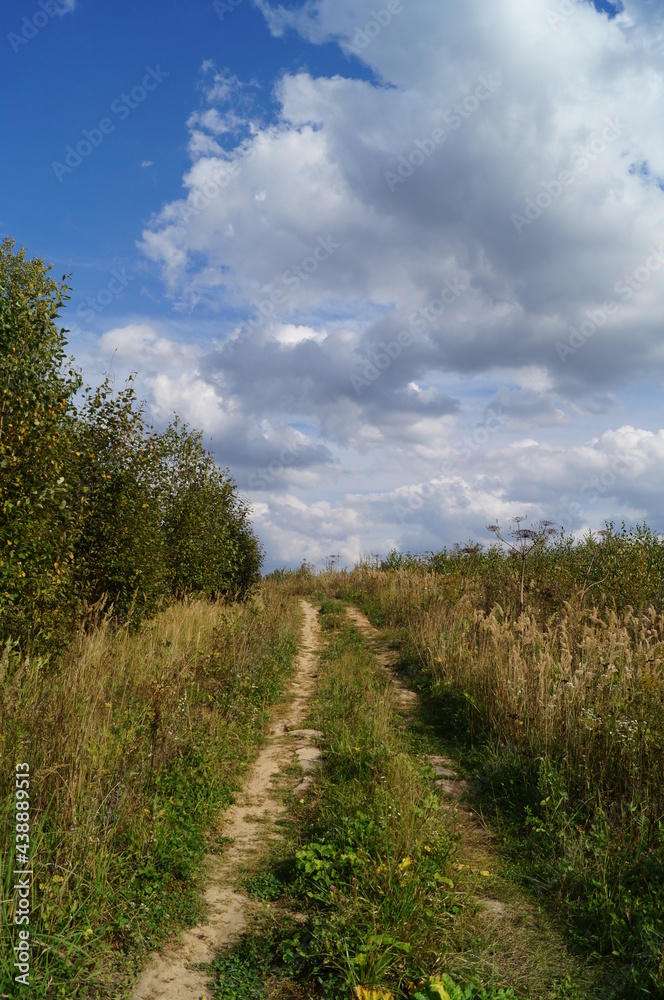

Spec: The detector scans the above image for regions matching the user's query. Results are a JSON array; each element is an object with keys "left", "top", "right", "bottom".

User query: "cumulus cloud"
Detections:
[{"left": 129, "top": 0, "right": 664, "bottom": 566}]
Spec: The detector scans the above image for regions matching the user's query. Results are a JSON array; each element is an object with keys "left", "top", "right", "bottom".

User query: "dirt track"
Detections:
[{"left": 131, "top": 599, "right": 320, "bottom": 1000}]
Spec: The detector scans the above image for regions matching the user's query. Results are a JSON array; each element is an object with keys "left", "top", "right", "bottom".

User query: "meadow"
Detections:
[
  {"left": 305, "top": 524, "right": 664, "bottom": 995},
  {"left": 0, "top": 584, "right": 300, "bottom": 997}
]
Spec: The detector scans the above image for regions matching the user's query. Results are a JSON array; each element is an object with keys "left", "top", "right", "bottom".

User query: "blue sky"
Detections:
[
  {"left": 1, "top": 0, "right": 358, "bottom": 327},
  {"left": 2, "top": 0, "right": 664, "bottom": 570}
]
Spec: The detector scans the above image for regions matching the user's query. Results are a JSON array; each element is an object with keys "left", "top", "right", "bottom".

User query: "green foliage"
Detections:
[
  {"left": 0, "top": 236, "right": 82, "bottom": 648},
  {"left": 243, "top": 870, "right": 285, "bottom": 901},
  {"left": 0, "top": 238, "right": 263, "bottom": 651},
  {"left": 410, "top": 974, "right": 518, "bottom": 999},
  {"left": 207, "top": 937, "right": 268, "bottom": 1000},
  {"left": 71, "top": 377, "right": 170, "bottom": 621},
  {"left": 158, "top": 418, "right": 263, "bottom": 599}
]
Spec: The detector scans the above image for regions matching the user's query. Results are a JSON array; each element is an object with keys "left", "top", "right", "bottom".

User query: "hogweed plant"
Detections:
[{"left": 486, "top": 517, "right": 559, "bottom": 612}]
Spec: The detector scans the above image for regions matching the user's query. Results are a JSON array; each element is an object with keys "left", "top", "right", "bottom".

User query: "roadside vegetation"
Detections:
[
  {"left": 303, "top": 524, "right": 664, "bottom": 996},
  {"left": 0, "top": 583, "right": 300, "bottom": 997},
  {"left": 0, "top": 237, "right": 262, "bottom": 657},
  {"left": 207, "top": 600, "right": 594, "bottom": 1000},
  {"left": 0, "top": 237, "right": 280, "bottom": 997}
]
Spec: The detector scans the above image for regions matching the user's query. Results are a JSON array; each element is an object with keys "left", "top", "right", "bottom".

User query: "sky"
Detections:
[{"left": 2, "top": 0, "right": 664, "bottom": 570}]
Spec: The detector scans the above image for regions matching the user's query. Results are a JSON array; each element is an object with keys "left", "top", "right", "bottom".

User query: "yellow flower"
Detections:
[
  {"left": 83, "top": 927, "right": 93, "bottom": 941},
  {"left": 355, "top": 987, "right": 393, "bottom": 1000},
  {"left": 423, "top": 845, "right": 432, "bottom": 853},
  {"left": 398, "top": 856, "right": 412, "bottom": 870},
  {"left": 480, "top": 870, "right": 491, "bottom": 877}
]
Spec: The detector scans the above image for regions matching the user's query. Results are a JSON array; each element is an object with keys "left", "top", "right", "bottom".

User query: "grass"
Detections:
[
  {"left": 306, "top": 557, "right": 664, "bottom": 997},
  {"left": 0, "top": 581, "right": 300, "bottom": 998},
  {"left": 207, "top": 600, "right": 593, "bottom": 999}
]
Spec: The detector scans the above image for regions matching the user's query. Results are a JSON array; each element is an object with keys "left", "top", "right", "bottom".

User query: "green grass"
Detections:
[
  {"left": 305, "top": 561, "right": 664, "bottom": 998},
  {"left": 206, "top": 604, "right": 543, "bottom": 999},
  {"left": 0, "top": 585, "right": 300, "bottom": 998}
]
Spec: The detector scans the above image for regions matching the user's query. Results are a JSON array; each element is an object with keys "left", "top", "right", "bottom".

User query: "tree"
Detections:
[
  {"left": 0, "top": 237, "right": 264, "bottom": 651},
  {"left": 156, "top": 419, "right": 263, "bottom": 598},
  {"left": 70, "top": 377, "right": 170, "bottom": 622},
  {"left": 0, "top": 238, "right": 81, "bottom": 650}
]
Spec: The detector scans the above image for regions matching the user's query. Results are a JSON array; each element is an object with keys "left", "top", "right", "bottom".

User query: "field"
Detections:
[{"left": 2, "top": 526, "right": 664, "bottom": 998}]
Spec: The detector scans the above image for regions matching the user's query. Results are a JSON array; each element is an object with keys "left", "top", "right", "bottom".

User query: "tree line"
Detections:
[{"left": 0, "top": 237, "right": 263, "bottom": 655}]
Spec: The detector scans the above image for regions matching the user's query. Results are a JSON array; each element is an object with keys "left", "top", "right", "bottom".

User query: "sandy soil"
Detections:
[{"left": 130, "top": 599, "right": 321, "bottom": 1000}]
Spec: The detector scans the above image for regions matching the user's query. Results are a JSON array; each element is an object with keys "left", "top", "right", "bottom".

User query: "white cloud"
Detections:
[{"left": 129, "top": 1, "right": 664, "bottom": 565}]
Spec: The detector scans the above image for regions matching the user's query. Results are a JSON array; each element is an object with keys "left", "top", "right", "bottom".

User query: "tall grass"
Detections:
[
  {"left": 0, "top": 582, "right": 300, "bottom": 998},
  {"left": 311, "top": 531, "right": 664, "bottom": 996}
]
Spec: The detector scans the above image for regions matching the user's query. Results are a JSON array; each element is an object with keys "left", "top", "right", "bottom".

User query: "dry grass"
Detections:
[
  {"left": 0, "top": 582, "right": 300, "bottom": 997},
  {"left": 309, "top": 567, "right": 664, "bottom": 992}
]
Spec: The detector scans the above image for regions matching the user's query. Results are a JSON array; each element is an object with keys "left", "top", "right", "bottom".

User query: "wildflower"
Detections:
[
  {"left": 398, "top": 856, "right": 412, "bottom": 870},
  {"left": 83, "top": 927, "right": 93, "bottom": 941},
  {"left": 423, "top": 845, "right": 432, "bottom": 853}
]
